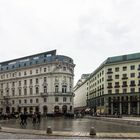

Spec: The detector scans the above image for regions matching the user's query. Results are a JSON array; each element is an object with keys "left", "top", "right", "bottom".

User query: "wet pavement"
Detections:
[{"left": 1, "top": 117, "right": 140, "bottom": 133}]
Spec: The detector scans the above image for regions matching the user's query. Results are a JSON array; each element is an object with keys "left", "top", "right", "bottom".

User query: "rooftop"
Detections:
[{"left": 0, "top": 50, "right": 73, "bottom": 72}]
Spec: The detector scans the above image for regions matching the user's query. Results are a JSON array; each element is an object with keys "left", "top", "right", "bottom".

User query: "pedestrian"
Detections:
[
  {"left": 32, "top": 112, "right": 37, "bottom": 127},
  {"left": 20, "top": 112, "right": 24, "bottom": 126},
  {"left": 37, "top": 112, "right": 41, "bottom": 124},
  {"left": 23, "top": 112, "right": 28, "bottom": 126}
]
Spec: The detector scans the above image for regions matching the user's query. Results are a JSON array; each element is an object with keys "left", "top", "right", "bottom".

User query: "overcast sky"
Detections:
[{"left": 0, "top": 0, "right": 140, "bottom": 84}]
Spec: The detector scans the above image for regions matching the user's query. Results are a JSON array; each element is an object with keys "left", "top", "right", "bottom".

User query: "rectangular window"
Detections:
[
  {"left": 130, "top": 88, "right": 135, "bottom": 93},
  {"left": 123, "top": 89, "right": 127, "bottom": 93},
  {"left": 115, "top": 89, "right": 119, "bottom": 94},
  {"left": 44, "top": 77, "right": 47, "bottom": 82},
  {"left": 36, "top": 78, "right": 38, "bottom": 84},
  {"left": 30, "top": 88, "right": 33, "bottom": 95},
  {"left": 44, "top": 68, "right": 46, "bottom": 72},
  {"left": 115, "top": 67, "right": 119, "bottom": 72},
  {"left": 108, "top": 90, "right": 112, "bottom": 94},
  {"left": 123, "top": 66, "right": 127, "bottom": 71},
  {"left": 30, "top": 79, "right": 32, "bottom": 84},
  {"left": 63, "top": 97, "right": 67, "bottom": 102},
  {"left": 115, "top": 75, "right": 119, "bottom": 79},
  {"left": 131, "top": 65, "right": 135, "bottom": 70},
  {"left": 130, "top": 73, "right": 135, "bottom": 78},
  {"left": 44, "top": 98, "right": 47, "bottom": 102},
  {"left": 55, "top": 97, "right": 59, "bottom": 102}
]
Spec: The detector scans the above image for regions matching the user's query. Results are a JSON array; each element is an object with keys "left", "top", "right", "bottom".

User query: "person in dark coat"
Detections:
[
  {"left": 37, "top": 112, "right": 41, "bottom": 124},
  {"left": 20, "top": 112, "right": 24, "bottom": 126}
]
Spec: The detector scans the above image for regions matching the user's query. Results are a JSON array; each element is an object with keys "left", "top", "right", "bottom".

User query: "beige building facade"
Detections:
[
  {"left": 75, "top": 52, "right": 140, "bottom": 115},
  {"left": 0, "top": 50, "right": 75, "bottom": 115}
]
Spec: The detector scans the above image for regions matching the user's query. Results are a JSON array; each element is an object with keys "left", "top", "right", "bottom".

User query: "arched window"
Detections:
[
  {"left": 62, "top": 85, "right": 67, "bottom": 93},
  {"left": 36, "top": 87, "right": 39, "bottom": 94},
  {"left": 55, "top": 85, "right": 59, "bottom": 93},
  {"left": 44, "top": 86, "right": 47, "bottom": 93}
]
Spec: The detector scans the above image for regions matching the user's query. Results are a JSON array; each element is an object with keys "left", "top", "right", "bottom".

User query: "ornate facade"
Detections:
[{"left": 0, "top": 50, "right": 75, "bottom": 115}]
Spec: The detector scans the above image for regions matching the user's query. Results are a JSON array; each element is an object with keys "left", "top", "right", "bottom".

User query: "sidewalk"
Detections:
[{"left": 1, "top": 126, "right": 140, "bottom": 138}]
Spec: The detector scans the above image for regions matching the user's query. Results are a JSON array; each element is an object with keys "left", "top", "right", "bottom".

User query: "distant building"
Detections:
[
  {"left": 74, "top": 74, "right": 90, "bottom": 112},
  {"left": 75, "top": 52, "right": 140, "bottom": 115},
  {"left": 0, "top": 50, "right": 75, "bottom": 115}
]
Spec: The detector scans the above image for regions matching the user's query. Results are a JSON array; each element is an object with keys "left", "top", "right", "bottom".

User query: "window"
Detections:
[
  {"left": 44, "top": 86, "right": 47, "bottom": 93},
  {"left": 30, "top": 79, "right": 32, "bottom": 85},
  {"left": 30, "top": 70, "right": 32, "bottom": 74},
  {"left": 63, "top": 97, "right": 67, "bottom": 102},
  {"left": 123, "top": 66, "right": 127, "bottom": 71},
  {"left": 107, "top": 68, "right": 112, "bottom": 72},
  {"left": 36, "top": 98, "right": 39, "bottom": 103},
  {"left": 19, "top": 81, "right": 21, "bottom": 86},
  {"left": 62, "top": 85, "right": 67, "bottom": 93},
  {"left": 12, "top": 89, "right": 15, "bottom": 96},
  {"left": 123, "top": 89, "right": 127, "bottom": 93},
  {"left": 115, "top": 67, "right": 119, "bottom": 72},
  {"left": 44, "top": 68, "right": 46, "bottom": 72},
  {"left": 115, "top": 75, "right": 119, "bottom": 79},
  {"left": 44, "top": 98, "right": 47, "bottom": 102},
  {"left": 44, "top": 77, "right": 47, "bottom": 82},
  {"left": 12, "top": 82, "right": 15, "bottom": 87},
  {"left": 19, "top": 100, "right": 21, "bottom": 104},
  {"left": 130, "top": 80, "right": 135, "bottom": 86},
  {"left": 30, "top": 88, "right": 33, "bottom": 95},
  {"left": 55, "top": 85, "right": 59, "bottom": 93},
  {"left": 19, "top": 89, "right": 21, "bottom": 96},
  {"left": 63, "top": 67, "right": 66, "bottom": 71},
  {"left": 24, "top": 71, "right": 26, "bottom": 75},
  {"left": 130, "top": 73, "right": 135, "bottom": 78},
  {"left": 108, "top": 83, "right": 112, "bottom": 87},
  {"left": 130, "top": 88, "right": 135, "bottom": 93},
  {"left": 24, "top": 80, "right": 27, "bottom": 85},
  {"left": 131, "top": 65, "right": 135, "bottom": 70},
  {"left": 24, "top": 88, "right": 27, "bottom": 95},
  {"left": 70, "top": 97, "right": 72, "bottom": 102},
  {"left": 122, "top": 74, "right": 127, "bottom": 78},
  {"left": 36, "top": 78, "right": 38, "bottom": 84},
  {"left": 36, "top": 87, "right": 39, "bottom": 94},
  {"left": 24, "top": 99, "right": 27, "bottom": 104},
  {"left": 30, "top": 99, "right": 32, "bottom": 103},
  {"left": 108, "top": 90, "right": 112, "bottom": 94},
  {"left": 36, "top": 69, "right": 38, "bottom": 74},
  {"left": 12, "top": 100, "right": 15, "bottom": 104},
  {"left": 55, "top": 97, "right": 59, "bottom": 102},
  {"left": 123, "top": 81, "right": 127, "bottom": 86},
  {"left": 115, "top": 89, "right": 119, "bottom": 94}
]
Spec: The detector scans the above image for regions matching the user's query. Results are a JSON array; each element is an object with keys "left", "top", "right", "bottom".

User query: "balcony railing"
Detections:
[
  {"left": 107, "top": 86, "right": 112, "bottom": 88},
  {"left": 107, "top": 71, "right": 113, "bottom": 74},
  {"left": 114, "top": 85, "right": 120, "bottom": 88},
  {"left": 107, "top": 79, "right": 113, "bottom": 81},
  {"left": 122, "top": 85, "right": 128, "bottom": 87},
  {"left": 130, "top": 84, "right": 136, "bottom": 87},
  {"left": 122, "top": 77, "right": 128, "bottom": 80}
]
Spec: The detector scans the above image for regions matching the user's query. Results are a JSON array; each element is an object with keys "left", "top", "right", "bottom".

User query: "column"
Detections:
[
  {"left": 111, "top": 102, "right": 113, "bottom": 115},
  {"left": 119, "top": 99, "right": 122, "bottom": 115},
  {"left": 128, "top": 97, "right": 131, "bottom": 115},
  {"left": 137, "top": 98, "right": 140, "bottom": 115}
]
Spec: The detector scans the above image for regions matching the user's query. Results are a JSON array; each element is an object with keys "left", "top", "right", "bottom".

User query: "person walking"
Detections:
[
  {"left": 20, "top": 112, "right": 24, "bottom": 126},
  {"left": 32, "top": 112, "right": 37, "bottom": 128},
  {"left": 37, "top": 112, "right": 41, "bottom": 124}
]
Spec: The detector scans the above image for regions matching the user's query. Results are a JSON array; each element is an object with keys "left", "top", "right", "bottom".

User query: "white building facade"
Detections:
[{"left": 0, "top": 50, "right": 75, "bottom": 115}]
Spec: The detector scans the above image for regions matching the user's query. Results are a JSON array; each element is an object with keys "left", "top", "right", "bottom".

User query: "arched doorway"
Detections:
[
  {"left": 54, "top": 106, "right": 60, "bottom": 113},
  {"left": 35, "top": 106, "right": 39, "bottom": 113},
  {"left": 24, "top": 107, "right": 27, "bottom": 113},
  {"left": 6, "top": 106, "right": 10, "bottom": 113},
  {"left": 62, "top": 105, "right": 67, "bottom": 114},
  {"left": 43, "top": 106, "right": 48, "bottom": 116}
]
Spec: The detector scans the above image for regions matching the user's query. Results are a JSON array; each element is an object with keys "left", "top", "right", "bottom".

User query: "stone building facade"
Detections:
[{"left": 0, "top": 50, "right": 75, "bottom": 115}]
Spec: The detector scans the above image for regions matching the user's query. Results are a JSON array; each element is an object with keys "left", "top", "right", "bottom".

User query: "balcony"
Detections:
[
  {"left": 122, "top": 84, "right": 128, "bottom": 87},
  {"left": 114, "top": 85, "right": 120, "bottom": 88},
  {"left": 107, "top": 78, "right": 113, "bottom": 81},
  {"left": 107, "top": 71, "right": 113, "bottom": 74},
  {"left": 107, "top": 86, "right": 112, "bottom": 89},
  {"left": 3, "top": 95, "right": 10, "bottom": 99},
  {"left": 122, "top": 77, "right": 128, "bottom": 80},
  {"left": 130, "top": 84, "right": 136, "bottom": 87},
  {"left": 41, "top": 92, "right": 48, "bottom": 97}
]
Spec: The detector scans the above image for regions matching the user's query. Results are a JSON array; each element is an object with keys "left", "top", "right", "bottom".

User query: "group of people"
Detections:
[{"left": 20, "top": 112, "right": 41, "bottom": 127}]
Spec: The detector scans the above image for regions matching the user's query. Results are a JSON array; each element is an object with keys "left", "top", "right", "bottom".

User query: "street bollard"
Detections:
[
  {"left": 90, "top": 127, "right": 96, "bottom": 135},
  {"left": 46, "top": 126, "right": 52, "bottom": 134}
]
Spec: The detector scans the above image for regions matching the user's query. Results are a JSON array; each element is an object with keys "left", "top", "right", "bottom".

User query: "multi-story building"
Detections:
[
  {"left": 75, "top": 52, "right": 140, "bottom": 115},
  {"left": 74, "top": 74, "right": 90, "bottom": 112},
  {"left": 0, "top": 50, "right": 75, "bottom": 115}
]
